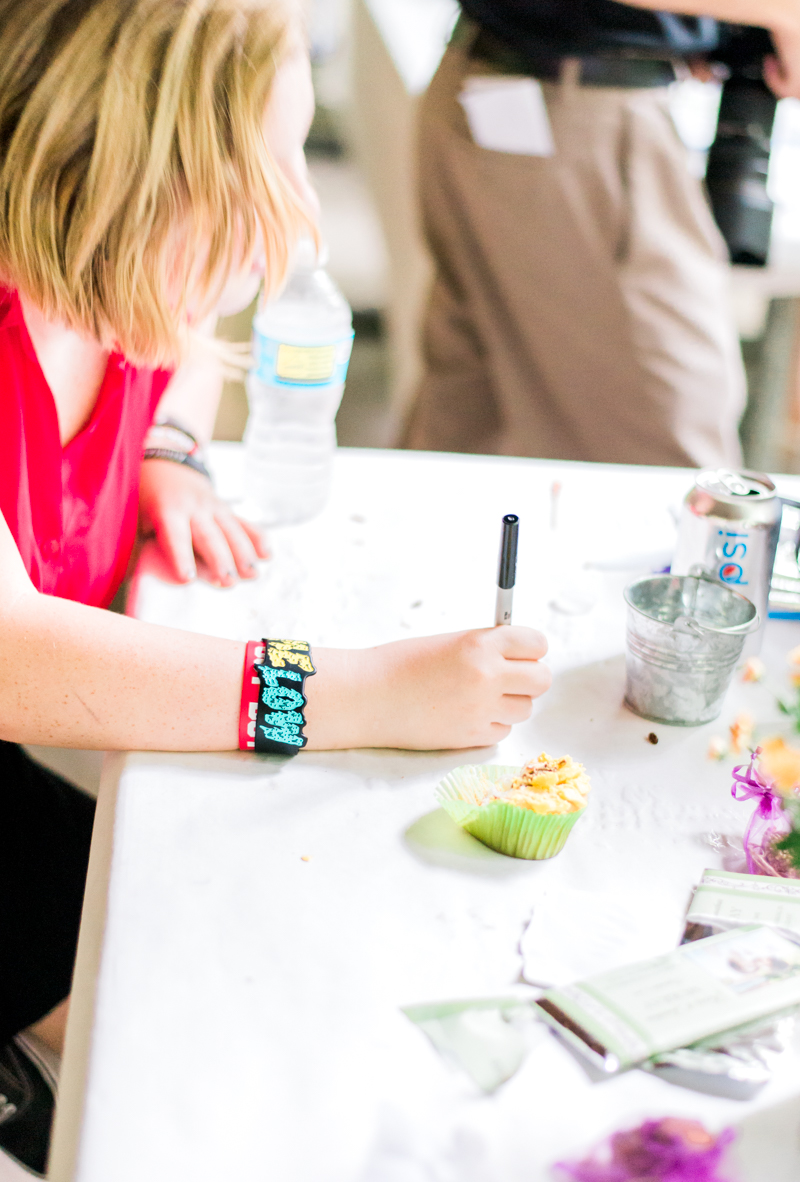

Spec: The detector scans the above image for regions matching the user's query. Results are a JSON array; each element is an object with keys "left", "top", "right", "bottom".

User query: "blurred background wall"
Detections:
[{"left": 213, "top": 0, "right": 800, "bottom": 474}]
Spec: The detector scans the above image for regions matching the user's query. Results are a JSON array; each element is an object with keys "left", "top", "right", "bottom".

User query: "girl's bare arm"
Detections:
[
  {"left": 139, "top": 311, "right": 270, "bottom": 587},
  {"left": 0, "top": 508, "right": 550, "bottom": 752},
  {"left": 0, "top": 506, "right": 244, "bottom": 749}
]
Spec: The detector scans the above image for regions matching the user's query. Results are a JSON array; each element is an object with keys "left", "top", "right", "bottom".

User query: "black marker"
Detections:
[{"left": 495, "top": 514, "right": 518, "bottom": 626}]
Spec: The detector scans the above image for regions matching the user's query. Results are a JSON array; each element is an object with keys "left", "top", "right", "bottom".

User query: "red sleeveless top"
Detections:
[{"left": 0, "top": 289, "right": 172, "bottom": 608}]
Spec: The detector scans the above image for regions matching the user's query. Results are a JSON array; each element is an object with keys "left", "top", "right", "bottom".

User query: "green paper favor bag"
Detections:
[{"left": 435, "top": 764, "right": 586, "bottom": 861}]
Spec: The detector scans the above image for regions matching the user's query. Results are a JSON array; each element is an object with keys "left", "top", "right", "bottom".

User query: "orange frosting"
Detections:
[{"left": 485, "top": 752, "right": 590, "bottom": 815}]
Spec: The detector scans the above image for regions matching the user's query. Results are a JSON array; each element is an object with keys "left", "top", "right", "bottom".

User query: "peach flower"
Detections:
[{"left": 759, "top": 737, "right": 800, "bottom": 796}]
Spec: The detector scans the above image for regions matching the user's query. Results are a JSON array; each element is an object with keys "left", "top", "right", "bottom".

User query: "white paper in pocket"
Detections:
[{"left": 458, "top": 76, "right": 555, "bottom": 157}]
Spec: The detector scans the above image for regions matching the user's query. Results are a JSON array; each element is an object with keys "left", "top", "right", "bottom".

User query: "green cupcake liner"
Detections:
[{"left": 435, "top": 764, "right": 586, "bottom": 860}]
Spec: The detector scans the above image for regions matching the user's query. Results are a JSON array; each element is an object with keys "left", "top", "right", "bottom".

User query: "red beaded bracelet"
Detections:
[{"left": 238, "top": 641, "right": 265, "bottom": 751}]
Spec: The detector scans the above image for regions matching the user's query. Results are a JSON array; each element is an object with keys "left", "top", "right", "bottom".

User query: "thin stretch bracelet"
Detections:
[
  {"left": 239, "top": 639, "right": 315, "bottom": 755},
  {"left": 143, "top": 418, "right": 212, "bottom": 481},
  {"left": 142, "top": 447, "right": 212, "bottom": 481}
]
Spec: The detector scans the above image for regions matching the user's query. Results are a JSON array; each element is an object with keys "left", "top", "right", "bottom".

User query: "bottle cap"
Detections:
[{"left": 293, "top": 236, "right": 330, "bottom": 271}]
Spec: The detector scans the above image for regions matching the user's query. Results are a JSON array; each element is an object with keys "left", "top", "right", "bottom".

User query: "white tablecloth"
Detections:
[{"left": 49, "top": 447, "right": 800, "bottom": 1182}]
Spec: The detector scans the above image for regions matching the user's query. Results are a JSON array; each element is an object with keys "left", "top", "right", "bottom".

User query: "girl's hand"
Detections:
[
  {"left": 138, "top": 460, "right": 269, "bottom": 586},
  {"left": 306, "top": 626, "right": 551, "bottom": 751}
]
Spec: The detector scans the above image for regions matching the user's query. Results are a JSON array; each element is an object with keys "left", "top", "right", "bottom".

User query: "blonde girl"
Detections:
[{"left": 0, "top": 3, "right": 549, "bottom": 1172}]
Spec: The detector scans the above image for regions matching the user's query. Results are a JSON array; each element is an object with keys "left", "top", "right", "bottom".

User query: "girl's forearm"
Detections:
[
  {"left": 0, "top": 585, "right": 382, "bottom": 752},
  {"left": 152, "top": 314, "right": 223, "bottom": 447},
  {"left": 0, "top": 591, "right": 244, "bottom": 750},
  {"left": 0, "top": 495, "right": 551, "bottom": 753},
  {"left": 0, "top": 586, "right": 553, "bottom": 754}
]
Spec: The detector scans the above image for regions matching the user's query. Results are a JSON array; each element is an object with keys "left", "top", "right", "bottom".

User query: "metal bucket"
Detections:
[{"left": 623, "top": 574, "right": 759, "bottom": 726}]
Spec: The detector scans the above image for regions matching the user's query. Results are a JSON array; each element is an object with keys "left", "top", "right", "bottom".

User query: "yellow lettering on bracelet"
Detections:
[{"left": 267, "top": 640, "right": 314, "bottom": 674}]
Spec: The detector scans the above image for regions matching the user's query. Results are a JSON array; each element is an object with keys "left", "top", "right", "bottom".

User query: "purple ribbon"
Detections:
[
  {"left": 731, "top": 748, "right": 786, "bottom": 874},
  {"left": 554, "top": 1120, "right": 735, "bottom": 1182}
]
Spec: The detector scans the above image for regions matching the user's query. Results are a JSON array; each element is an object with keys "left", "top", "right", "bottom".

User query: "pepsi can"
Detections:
[{"left": 672, "top": 469, "right": 782, "bottom": 646}]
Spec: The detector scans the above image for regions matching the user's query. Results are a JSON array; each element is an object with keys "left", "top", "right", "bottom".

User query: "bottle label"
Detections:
[
  {"left": 254, "top": 331, "right": 354, "bottom": 387},
  {"left": 277, "top": 343, "right": 336, "bottom": 382}
]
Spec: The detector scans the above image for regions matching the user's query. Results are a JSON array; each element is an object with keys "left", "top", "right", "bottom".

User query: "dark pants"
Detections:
[{"left": 0, "top": 743, "right": 95, "bottom": 1046}]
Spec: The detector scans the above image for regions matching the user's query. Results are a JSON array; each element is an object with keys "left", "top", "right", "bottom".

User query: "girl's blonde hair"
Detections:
[{"left": 0, "top": 0, "right": 311, "bottom": 366}]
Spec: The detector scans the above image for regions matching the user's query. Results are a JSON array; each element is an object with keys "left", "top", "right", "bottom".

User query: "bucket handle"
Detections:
[{"left": 673, "top": 612, "right": 759, "bottom": 637}]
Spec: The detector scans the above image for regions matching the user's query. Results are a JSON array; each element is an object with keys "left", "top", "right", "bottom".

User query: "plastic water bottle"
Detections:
[{"left": 243, "top": 239, "right": 354, "bottom": 525}]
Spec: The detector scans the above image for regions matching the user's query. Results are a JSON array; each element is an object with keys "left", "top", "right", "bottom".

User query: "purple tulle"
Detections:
[
  {"left": 731, "top": 749, "right": 795, "bottom": 877},
  {"left": 554, "top": 1119, "right": 735, "bottom": 1182}
]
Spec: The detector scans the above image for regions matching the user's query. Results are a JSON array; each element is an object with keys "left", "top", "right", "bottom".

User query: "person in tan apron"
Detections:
[{"left": 403, "top": 2, "right": 791, "bottom": 467}]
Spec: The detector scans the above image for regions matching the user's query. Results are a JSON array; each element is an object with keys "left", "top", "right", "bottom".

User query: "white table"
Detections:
[{"left": 49, "top": 446, "right": 800, "bottom": 1182}]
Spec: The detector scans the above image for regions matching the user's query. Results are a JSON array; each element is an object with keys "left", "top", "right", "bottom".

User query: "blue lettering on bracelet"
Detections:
[
  {"left": 255, "top": 665, "right": 302, "bottom": 687},
  {"left": 267, "top": 710, "right": 304, "bottom": 727},
  {"left": 262, "top": 685, "right": 304, "bottom": 712},
  {"left": 260, "top": 723, "right": 304, "bottom": 746}
]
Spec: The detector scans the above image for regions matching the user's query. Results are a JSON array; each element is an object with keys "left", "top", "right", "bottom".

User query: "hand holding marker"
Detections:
[{"left": 495, "top": 514, "right": 518, "bottom": 626}]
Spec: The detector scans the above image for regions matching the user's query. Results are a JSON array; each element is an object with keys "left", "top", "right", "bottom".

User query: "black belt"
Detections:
[{"left": 469, "top": 27, "right": 676, "bottom": 89}]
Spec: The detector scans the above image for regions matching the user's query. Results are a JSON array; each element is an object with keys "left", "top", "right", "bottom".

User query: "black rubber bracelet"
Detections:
[
  {"left": 142, "top": 448, "right": 212, "bottom": 482},
  {"left": 253, "top": 639, "right": 316, "bottom": 755}
]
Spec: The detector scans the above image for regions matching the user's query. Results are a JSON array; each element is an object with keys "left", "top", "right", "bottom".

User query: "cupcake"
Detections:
[{"left": 435, "top": 753, "right": 590, "bottom": 860}]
